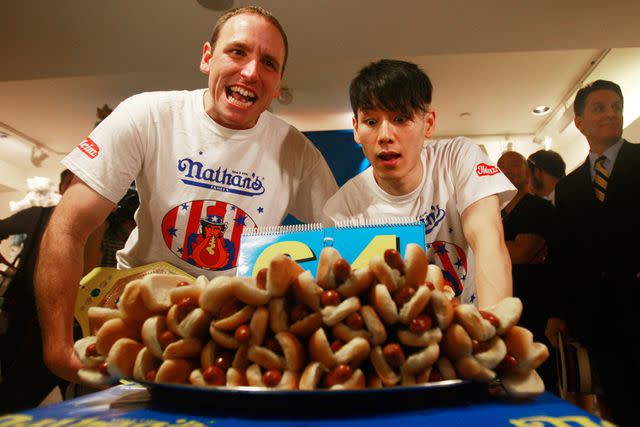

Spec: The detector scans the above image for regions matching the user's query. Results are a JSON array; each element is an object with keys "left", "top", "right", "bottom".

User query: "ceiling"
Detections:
[{"left": 2, "top": 0, "right": 640, "bottom": 197}]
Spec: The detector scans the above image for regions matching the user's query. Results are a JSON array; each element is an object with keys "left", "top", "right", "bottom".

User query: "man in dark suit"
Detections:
[{"left": 546, "top": 80, "right": 640, "bottom": 426}]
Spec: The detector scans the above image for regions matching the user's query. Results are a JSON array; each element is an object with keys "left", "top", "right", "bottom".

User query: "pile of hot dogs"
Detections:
[{"left": 74, "top": 244, "right": 548, "bottom": 397}]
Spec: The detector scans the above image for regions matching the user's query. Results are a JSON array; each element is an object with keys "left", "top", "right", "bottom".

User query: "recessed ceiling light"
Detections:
[{"left": 532, "top": 105, "right": 550, "bottom": 115}]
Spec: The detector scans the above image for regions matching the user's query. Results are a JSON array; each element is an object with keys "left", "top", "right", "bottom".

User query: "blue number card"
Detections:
[{"left": 236, "top": 217, "right": 425, "bottom": 278}]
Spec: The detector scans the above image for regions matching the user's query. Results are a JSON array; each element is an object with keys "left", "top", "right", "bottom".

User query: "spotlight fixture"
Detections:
[
  {"left": 532, "top": 105, "right": 551, "bottom": 116},
  {"left": 30, "top": 145, "right": 49, "bottom": 167}
]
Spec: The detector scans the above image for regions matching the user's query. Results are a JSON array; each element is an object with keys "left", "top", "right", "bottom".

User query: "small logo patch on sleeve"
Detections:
[
  {"left": 475, "top": 163, "right": 500, "bottom": 176},
  {"left": 78, "top": 137, "right": 100, "bottom": 159}
]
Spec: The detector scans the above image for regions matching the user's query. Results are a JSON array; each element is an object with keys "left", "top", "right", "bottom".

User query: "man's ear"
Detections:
[
  {"left": 273, "top": 70, "right": 285, "bottom": 100},
  {"left": 352, "top": 115, "right": 361, "bottom": 144},
  {"left": 574, "top": 115, "right": 583, "bottom": 133},
  {"left": 199, "top": 42, "right": 213, "bottom": 75},
  {"left": 273, "top": 81, "right": 282, "bottom": 100},
  {"left": 424, "top": 109, "right": 436, "bottom": 138}
]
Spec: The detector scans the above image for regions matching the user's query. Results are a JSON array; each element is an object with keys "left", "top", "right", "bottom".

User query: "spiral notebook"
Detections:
[{"left": 235, "top": 217, "right": 426, "bottom": 278}]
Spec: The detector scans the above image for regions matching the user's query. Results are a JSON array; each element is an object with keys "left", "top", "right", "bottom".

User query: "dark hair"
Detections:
[
  {"left": 59, "top": 169, "right": 73, "bottom": 184},
  {"left": 210, "top": 6, "right": 288, "bottom": 74},
  {"left": 573, "top": 79, "right": 624, "bottom": 116},
  {"left": 350, "top": 59, "right": 433, "bottom": 117},
  {"left": 528, "top": 149, "right": 566, "bottom": 179}
]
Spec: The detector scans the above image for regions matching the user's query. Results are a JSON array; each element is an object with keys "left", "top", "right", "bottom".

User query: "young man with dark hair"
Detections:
[
  {"left": 36, "top": 6, "right": 337, "bottom": 384},
  {"left": 546, "top": 79, "right": 640, "bottom": 425},
  {"left": 324, "top": 59, "right": 516, "bottom": 309}
]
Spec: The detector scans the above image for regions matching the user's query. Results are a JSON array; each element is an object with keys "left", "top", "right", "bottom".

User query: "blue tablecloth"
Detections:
[{"left": 0, "top": 383, "right": 607, "bottom": 427}]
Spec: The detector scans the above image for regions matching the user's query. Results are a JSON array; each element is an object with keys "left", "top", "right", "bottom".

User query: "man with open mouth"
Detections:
[
  {"left": 34, "top": 6, "right": 337, "bottom": 386},
  {"left": 323, "top": 59, "right": 516, "bottom": 310}
]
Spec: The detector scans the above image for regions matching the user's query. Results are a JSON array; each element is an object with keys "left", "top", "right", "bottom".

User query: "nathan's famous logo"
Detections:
[
  {"left": 78, "top": 137, "right": 100, "bottom": 159},
  {"left": 162, "top": 200, "right": 257, "bottom": 271},
  {"left": 476, "top": 162, "right": 500, "bottom": 176},
  {"left": 420, "top": 205, "right": 446, "bottom": 234},
  {"left": 178, "top": 158, "right": 265, "bottom": 196}
]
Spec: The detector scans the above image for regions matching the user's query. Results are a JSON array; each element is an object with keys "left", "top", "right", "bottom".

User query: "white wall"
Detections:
[
  {"left": 623, "top": 115, "right": 640, "bottom": 145},
  {"left": 470, "top": 135, "right": 547, "bottom": 164}
]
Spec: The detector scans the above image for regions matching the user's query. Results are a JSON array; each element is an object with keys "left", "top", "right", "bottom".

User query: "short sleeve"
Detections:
[
  {"left": 62, "top": 94, "right": 147, "bottom": 204},
  {"left": 450, "top": 137, "right": 516, "bottom": 214}
]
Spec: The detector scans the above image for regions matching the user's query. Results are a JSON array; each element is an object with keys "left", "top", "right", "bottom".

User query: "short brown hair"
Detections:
[
  {"left": 209, "top": 6, "right": 288, "bottom": 74},
  {"left": 573, "top": 80, "right": 623, "bottom": 116}
]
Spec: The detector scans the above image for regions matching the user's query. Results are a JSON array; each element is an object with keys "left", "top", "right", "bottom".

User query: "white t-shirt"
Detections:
[
  {"left": 63, "top": 89, "right": 337, "bottom": 278},
  {"left": 323, "top": 137, "right": 516, "bottom": 304}
]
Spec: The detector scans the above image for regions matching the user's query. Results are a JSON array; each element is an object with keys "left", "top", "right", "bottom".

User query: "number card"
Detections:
[{"left": 235, "top": 218, "right": 425, "bottom": 278}]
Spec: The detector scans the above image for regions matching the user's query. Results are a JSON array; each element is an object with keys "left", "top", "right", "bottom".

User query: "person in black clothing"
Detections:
[
  {"left": 0, "top": 169, "right": 73, "bottom": 414},
  {"left": 497, "top": 151, "right": 556, "bottom": 392},
  {"left": 99, "top": 186, "right": 139, "bottom": 268},
  {"left": 527, "top": 149, "right": 566, "bottom": 205}
]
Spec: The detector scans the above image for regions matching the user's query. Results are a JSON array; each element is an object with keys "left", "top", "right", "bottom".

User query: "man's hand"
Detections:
[
  {"left": 545, "top": 317, "right": 567, "bottom": 348},
  {"left": 44, "top": 343, "right": 83, "bottom": 384}
]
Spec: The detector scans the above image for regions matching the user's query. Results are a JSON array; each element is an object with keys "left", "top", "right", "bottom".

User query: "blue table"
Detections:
[{"left": 0, "top": 383, "right": 607, "bottom": 427}]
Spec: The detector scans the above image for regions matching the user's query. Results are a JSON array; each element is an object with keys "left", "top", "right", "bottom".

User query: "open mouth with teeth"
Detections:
[{"left": 226, "top": 86, "right": 257, "bottom": 107}]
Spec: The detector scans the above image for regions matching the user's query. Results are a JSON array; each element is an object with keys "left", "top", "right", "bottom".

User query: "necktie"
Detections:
[{"left": 593, "top": 156, "right": 609, "bottom": 202}]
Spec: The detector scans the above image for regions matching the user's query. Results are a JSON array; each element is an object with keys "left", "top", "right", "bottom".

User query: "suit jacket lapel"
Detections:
[
  {"left": 574, "top": 159, "right": 597, "bottom": 202},
  {"left": 607, "top": 140, "right": 631, "bottom": 193}
]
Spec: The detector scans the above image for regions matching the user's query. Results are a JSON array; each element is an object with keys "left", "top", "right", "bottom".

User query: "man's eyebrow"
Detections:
[
  {"left": 226, "top": 41, "right": 249, "bottom": 51},
  {"left": 225, "top": 41, "right": 281, "bottom": 71},
  {"left": 262, "top": 53, "right": 281, "bottom": 71}
]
